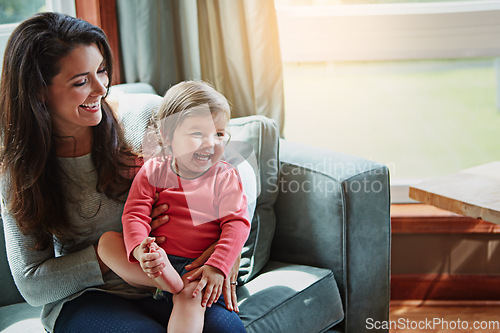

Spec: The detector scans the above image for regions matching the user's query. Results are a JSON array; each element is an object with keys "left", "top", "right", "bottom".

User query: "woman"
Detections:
[{"left": 0, "top": 12, "right": 243, "bottom": 333}]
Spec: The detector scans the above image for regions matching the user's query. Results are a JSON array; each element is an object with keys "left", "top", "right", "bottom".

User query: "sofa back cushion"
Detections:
[
  {"left": 225, "top": 116, "right": 280, "bottom": 282},
  {"left": 118, "top": 92, "right": 280, "bottom": 283}
]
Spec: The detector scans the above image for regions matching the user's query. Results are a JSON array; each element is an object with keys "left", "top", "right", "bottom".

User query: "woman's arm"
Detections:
[{"left": 1, "top": 196, "right": 104, "bottom": 307}]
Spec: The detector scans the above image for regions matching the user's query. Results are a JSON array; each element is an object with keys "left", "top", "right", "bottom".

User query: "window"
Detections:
[
  {"left": 275, "top": 0, "right": 500, "bottom": 202},
  {"left": 0, "top": 0, "right": 75, "bottom": 68},
  {"left": 0, "top": 0, "right": 46, "bottom": 24}
]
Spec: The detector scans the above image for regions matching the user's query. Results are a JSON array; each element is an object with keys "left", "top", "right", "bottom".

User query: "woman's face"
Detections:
[{"left": 45, "top": 43, "right": 109, "bottom": 137}]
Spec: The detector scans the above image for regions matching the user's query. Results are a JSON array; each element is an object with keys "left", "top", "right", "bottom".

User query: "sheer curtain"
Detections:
[{"left": 116, "top": 0, "right": 284, "bottom": 131}]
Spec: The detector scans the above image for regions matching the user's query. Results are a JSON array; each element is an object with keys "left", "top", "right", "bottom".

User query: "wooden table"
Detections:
[{"left": 409, "top": 162, "right": 500, "bottom": 224}]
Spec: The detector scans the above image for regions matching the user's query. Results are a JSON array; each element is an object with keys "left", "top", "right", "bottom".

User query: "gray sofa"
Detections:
[{"left": 0, "top": 83, "right": 391, "bottom": 333}]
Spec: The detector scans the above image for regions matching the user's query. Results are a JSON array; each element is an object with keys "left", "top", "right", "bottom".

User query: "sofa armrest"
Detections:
[{"left": 272, "top": 139, "right": 391, "bottom": 333}]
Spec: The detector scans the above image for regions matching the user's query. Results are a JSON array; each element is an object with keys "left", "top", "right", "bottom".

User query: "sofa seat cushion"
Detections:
[
  {"left": 0, "top": 302, "right": 43, "bottom": 332},
  {"left": 238, "top": 261, "right": 343, "bottom": 333}
]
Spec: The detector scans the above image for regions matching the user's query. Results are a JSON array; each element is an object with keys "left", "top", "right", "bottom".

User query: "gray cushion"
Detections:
[
  {"left": 238, "top": 261, "right": 343, "bottom": 333},
  {"left": 225, "top": 116, "right": 280, "bottom": 283}
]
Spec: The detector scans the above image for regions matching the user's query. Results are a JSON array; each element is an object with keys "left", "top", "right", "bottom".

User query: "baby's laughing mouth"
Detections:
[{"left": 194, "top": 152, "right": 212, "bottom": 161}]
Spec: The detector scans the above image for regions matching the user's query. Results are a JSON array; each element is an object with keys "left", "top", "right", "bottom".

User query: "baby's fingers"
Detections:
[
  {"left": 140, "top": 237, "right": 156, "bottom": 249},
  {"left": 185, "top": 267, "right": 203, "bottom": 282},
  {"left": 192, "top": 278, "right": 207, "bottom": 299},
  {"left": 140, "top": 252, "right": 165, "bottom": 276},
  {"left": 201, "top": 283, "right": 214, "bottom": 308},
  {"left": 206, "top": 285, "right": 222, "bottom": 308},
  {"left": 140, "top": 252, "right": 161, "bottom": 267},
  {"left": 143, "top": 261, "right": 166, "bottom": 277}
]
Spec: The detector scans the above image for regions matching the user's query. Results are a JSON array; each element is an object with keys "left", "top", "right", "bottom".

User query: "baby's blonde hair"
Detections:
[{"left": 155, "top": 80, "right": 231, "bottom": 142}]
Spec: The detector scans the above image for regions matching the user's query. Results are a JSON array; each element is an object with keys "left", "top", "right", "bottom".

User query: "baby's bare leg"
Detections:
[
  {"left": 168, "top": 276, "right": 206, "bottom": 333},
  {"left": 98, "top": 232, "right": 183, "bottom": 294},
  {"left": 148, "top": 242, "right": 184, "bottom": 294},
  {"left": 97, "top": 231, "right": 155, "bottom": 289}
]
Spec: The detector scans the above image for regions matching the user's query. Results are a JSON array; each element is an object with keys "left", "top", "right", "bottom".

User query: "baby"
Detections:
[{"left": 99, "top": 81, "right": 251, "bottom": 332}]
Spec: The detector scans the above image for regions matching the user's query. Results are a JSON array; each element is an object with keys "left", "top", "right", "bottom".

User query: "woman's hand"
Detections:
[
  {"left": 132, "top": 237, "right": 166, "bottom": 279},
  {"left": 151, "top": 204, "right": 169, "bottom": 230},
  {"left": 184, "top": 242, "right": 216, "bottom": 271},
  {"left": 185, "top": 243, "right": 241, "bottom": 312},
  {"left": 223, "top": 255, "right": 241, "bottom": 312}
]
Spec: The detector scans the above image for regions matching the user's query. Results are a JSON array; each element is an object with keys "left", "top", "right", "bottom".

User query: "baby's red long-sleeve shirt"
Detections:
[{"left": 122, "top": 157, "right": 251, "bottom": 277}]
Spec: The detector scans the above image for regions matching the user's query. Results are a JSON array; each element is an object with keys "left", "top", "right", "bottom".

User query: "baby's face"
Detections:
[{"left": 170, "top": 112, "right": 228, "bottom": 178}]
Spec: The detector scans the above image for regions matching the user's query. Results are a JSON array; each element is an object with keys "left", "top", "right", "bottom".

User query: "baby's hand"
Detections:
[
  {"left": 189, "top": 265, "right": 224, "bottom": 307},
  {"left": 132, "top": 237, "right": 166, "bottom": 279},
  {"left": 147, "top": 241, "right": 160, "bottom": 253}
]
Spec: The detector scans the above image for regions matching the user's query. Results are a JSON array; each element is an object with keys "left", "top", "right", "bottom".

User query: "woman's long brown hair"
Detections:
[{"left": 0, "top": 12, "right": 137, "bottom": 250}]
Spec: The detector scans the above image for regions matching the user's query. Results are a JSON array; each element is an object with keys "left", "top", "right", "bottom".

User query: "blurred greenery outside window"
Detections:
[
  {"left": 275, "top": 0, "right": 500, "bottom": 201},
  {"left": 0, "top": 1, "right": 46, "bottom": 74},
  {"left": 0, "top": 1, "right": 75, "bottom": 75},
  {"left": 0, "top": 0, "right": 46, "bottom": 24}
]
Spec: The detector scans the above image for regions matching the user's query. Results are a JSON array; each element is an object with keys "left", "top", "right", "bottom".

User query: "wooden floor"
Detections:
[{"left": 389, "top": 301, "right": 500, "bottom": 333}]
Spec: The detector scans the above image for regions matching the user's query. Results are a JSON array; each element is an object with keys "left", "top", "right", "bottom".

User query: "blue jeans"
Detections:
[
  {"left": 168, "top": 254, "right": 198, "bottom": 278},
  {"left": 54, "top": 255, "right": 245, "bottom": 332},
  {"left": 54, "top": 291, "right": 245, "bottom": 333}
]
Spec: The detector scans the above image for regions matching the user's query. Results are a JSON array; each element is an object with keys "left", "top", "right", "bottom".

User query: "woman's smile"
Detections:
[{"left": 79, "top": 100, "right": 101, "bottom": 113}]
